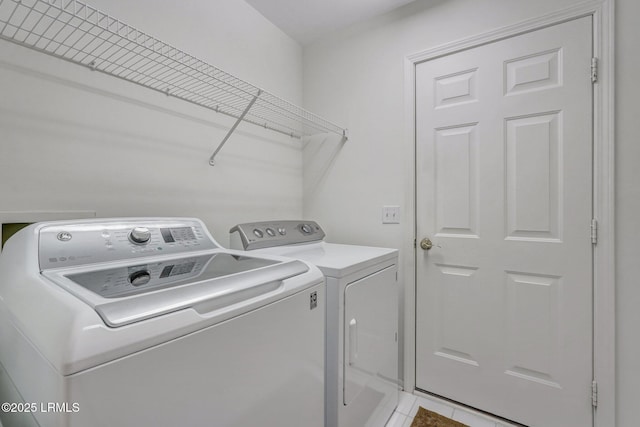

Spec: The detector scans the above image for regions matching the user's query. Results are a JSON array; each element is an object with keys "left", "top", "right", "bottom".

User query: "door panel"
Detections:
[
  {"left": 415, "top": 17, "right": 593, "bottom": 427},
  {"left": 505, "top": 112, "right": 561, "bottom": 240}
]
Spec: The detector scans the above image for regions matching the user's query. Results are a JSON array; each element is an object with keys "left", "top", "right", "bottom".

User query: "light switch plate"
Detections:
[{"left": 382, "top": 206, "right": 400, "bottom": 224}]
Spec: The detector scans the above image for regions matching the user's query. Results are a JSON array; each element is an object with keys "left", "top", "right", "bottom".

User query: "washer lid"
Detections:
[
  {"left": 43, "top": 252, "right": 309, "bottom": 327},
  {"left": 65, "top": 253, "right": 278, "bottom": 299}
]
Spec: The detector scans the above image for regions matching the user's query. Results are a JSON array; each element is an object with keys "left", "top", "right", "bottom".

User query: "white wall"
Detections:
[
  {"left": 303, "top": 0, "right": 639, "bottom": 424},
  {"left": 0, "top": 0, "right": 303, "bottom": 244},
  {"left": 614, "top": 0, "right": 640, "bottom": 424}
]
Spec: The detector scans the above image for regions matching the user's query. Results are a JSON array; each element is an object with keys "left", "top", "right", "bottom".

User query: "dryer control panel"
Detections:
[
  {"left": 38, "top": 218, "right": 217, "bottom": 270},
  {"left": 230, "top": 220, "right": 325, "bottom": 250}
]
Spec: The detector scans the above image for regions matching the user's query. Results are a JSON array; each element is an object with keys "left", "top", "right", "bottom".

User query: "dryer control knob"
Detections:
[{"left": 129, "top": 227, "right": 152, "bottom": 244}]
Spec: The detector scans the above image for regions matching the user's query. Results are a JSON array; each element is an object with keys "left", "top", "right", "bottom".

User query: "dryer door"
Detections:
[{"left": 343, "top": 264, "right": 398, "bottom": 409}]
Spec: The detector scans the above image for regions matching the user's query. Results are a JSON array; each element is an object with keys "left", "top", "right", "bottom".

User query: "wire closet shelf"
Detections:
[{"left": 0, "top": 0, "right": 347, "bottom": 164}]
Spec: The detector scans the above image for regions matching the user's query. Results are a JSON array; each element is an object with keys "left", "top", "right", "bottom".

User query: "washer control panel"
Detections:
[
  {"left": 129, "top": 227, "right": 152, "bottom": 244},
  {"left": 230, "top": 220, "right": 325, "bottom": 250},
  {"left": 38, "top": 218, "right": 217, "bottom": 270}
]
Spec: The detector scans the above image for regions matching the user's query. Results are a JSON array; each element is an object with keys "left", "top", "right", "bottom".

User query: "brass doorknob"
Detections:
[{"left": 420, "top": 238, "right": 433, "bottom": 250}]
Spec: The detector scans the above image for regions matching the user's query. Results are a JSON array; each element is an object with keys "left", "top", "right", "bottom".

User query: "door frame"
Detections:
[{"left": 402, "top": 1, "right": 615, "bottom": 425}]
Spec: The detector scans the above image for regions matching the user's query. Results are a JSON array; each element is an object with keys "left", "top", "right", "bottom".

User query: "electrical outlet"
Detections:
[{"left": 382, "top": 206, "right": 400, "bottom": 224}]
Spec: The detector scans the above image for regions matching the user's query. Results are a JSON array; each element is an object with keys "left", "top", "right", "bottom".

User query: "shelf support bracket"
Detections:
[{"left": 209, "top": 90, "right": 262, "bottom": 166}]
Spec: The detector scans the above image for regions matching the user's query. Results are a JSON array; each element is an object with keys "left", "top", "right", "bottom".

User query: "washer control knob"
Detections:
[
  {"left": 278, "top": 227, "right": 287, "bottom": 236},
  {"left": 129, "top": 227, "right": 151, "bottom": 244},
  {"left": 265, "top": 228, "right": 276, "bottom": 237},
  {"left": 300, "top": 223, "right": 313, "bottom": 234},
  {"left": 129, "top": 270, "right": 151, "bottom": 286},
  {"left": 253, "top": 228, "right": 264, "bottom": 238}
]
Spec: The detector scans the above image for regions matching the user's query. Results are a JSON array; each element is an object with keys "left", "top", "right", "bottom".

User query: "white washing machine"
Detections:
[
  {"left": 0, "top": 218, "right": 325, "bottom": 427},
  {"left": 230, "top": 220, "right": 399, "bottom": 427}
]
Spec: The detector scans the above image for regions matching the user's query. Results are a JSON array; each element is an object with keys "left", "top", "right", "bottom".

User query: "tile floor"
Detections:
[{"left": 386, "top": 391, "right": 521, "bottom": 427}]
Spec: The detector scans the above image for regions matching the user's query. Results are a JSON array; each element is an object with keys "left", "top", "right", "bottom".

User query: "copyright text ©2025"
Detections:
[{"left": 1, "top": 402, "right": 80, "bottom": 413}]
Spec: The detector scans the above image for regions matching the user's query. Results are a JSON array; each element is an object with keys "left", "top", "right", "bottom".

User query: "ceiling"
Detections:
[{"left": 245, "top": 0, "right": 417, "bottom": 45}]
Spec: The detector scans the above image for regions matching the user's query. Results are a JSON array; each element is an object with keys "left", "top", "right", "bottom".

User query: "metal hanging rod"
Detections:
[{"left": 0, "top": 0, "right": 348, "bottom": 165}]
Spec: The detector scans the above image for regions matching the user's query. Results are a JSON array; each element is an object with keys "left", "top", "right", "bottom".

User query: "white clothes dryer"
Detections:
[
  {"left": 230, "top": 220, "right": 399, "bottom": 427},
  {"left": 0, "top": 218, "right": 325, "bottom": 427}
]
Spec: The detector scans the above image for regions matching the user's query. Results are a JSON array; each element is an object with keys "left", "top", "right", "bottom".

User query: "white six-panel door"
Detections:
[{"left": 415, "top": 17, "right": 593, "bottom": 427}]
